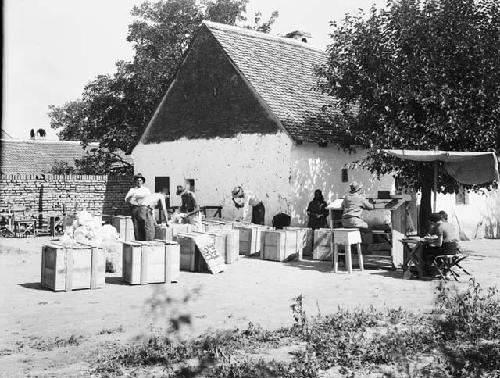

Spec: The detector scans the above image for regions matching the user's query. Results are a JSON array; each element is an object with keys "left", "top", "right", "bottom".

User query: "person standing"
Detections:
[
  {"left": 341, "top": 182, "right": 374, "bottom": 229},
  {"left": 231, "top": 186, "right": 265, "bottom": 225},
  {"left": 307, "top": 189, "right": 329, "bottom": 229},
  {"left": 176, "top": 183, "right": 201, "bottom": 229},
  {"left": 141, "top": 187, "right": 170, "bottom": 224},
  {"left": 124, "top": 173, "right": 154, "bottom": 241}
]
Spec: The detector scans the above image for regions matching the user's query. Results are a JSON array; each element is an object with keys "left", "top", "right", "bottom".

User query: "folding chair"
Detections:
[{"left": 433, "top": 254, "right": 471, "bottom": 281}]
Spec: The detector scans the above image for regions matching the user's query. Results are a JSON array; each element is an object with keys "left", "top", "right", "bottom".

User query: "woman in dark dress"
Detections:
[{"left": 307, "top": 189, "right": 329, "bottom": 229}]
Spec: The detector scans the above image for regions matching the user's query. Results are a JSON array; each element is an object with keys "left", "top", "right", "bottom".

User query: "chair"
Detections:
[
  {"left": 332, "top": 228, "right": 363, "bottom": 273},
  {"left": 433, "top": 254, "right": 470, "bottom": 281}
]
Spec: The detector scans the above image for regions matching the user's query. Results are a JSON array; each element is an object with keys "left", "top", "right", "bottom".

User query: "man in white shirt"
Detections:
[
  {"left": 231, "top": 186, "right": 265, "bottom": 225},
  {"left": 124, "top": 173, "right": 155, "bottom": 240}
]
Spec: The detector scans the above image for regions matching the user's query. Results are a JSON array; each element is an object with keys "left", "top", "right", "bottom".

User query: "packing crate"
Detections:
[
  {"left": 103, "top": 240, "right": 123, "bottom": 273},
  {"left": 41, "top": 243, "right": 105, "bottom": 292},
  {"left": 235, "top": 224, "right": 270, "bottom": 255},
  {"left": 210, "top": 229, "right": 240, "bottom": 264},
  {"left": 313, "top": 228, "right": 333, "bottom": 261},
  {"left": 202, "top": 220, "right": 234, "bottom": 233},
  {"left": 285, "top": 227, "right": 313, "bottom": 258},
  {"left": 155, "top": 223, "right": 193, "bottom": 241},
  {"left": 260, "top": 229, "right": 298, "bottom": 262},
  {"left": 112, "top": 216, "right": 135, "bottom": 241},
  {"left": 177, "top": 233, "right": 226, "bottom": 273},
  {"left": 122, "top": 241, "right": 180, "bottom": 284}
]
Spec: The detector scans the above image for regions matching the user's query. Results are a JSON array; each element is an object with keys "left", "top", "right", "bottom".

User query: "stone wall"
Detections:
[{"left": 0, "top": 174, "right": 132, "bottom": 218}]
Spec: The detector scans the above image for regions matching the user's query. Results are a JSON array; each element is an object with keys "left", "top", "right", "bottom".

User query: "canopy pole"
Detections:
[{"left": 433, "top": 160, "right": 438, "bottom": 212}]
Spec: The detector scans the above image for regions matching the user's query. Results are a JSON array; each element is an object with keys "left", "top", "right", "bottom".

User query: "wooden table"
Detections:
[{"left": 401, "top": 238, "right": 426, "bottom": 279}]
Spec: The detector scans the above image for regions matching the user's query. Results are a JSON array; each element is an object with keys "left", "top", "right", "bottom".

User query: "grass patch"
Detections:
[
  {"left": 30, "top": 334, "right": 85, "bottom": 351},
  {"left": 98, "top": 325, "right": 124, "bottom": 335},
  {"left": 92, "top": 279, "right": 500, "bottom": 378}
]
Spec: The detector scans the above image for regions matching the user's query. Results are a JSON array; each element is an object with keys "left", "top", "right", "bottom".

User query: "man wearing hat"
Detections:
[
  {"left": 231, "top": 186, "right": 265, "bottom": 225},
  {"left": 341, "top": 181, "right": 374, "bottom": 229},
  {"left": 124, "top": 173, "right": 155, "bottom": 240},
  {"left": 176, "top": 182, "right": 202, "bottom": 230}
]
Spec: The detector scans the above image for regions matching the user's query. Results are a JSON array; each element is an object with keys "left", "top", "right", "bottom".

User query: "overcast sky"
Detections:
[{"left": 3, "top": 0, "right": 384, "bottom": 140}]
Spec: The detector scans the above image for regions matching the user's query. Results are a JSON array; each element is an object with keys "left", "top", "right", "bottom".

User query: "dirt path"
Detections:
[{"left": 1, "top": 237, "right": 499, "bottom": 377}]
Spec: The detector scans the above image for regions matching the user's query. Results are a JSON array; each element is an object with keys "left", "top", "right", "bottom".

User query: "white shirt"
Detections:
[
  {"left": 235, "top": 191, "right": 261, "bottom": 221},
  {"left": 125, "top": 187, "right": 152, "bottom": 206},
  {"left": 141, "top": 193, "right": 167, "bottom": 209}
]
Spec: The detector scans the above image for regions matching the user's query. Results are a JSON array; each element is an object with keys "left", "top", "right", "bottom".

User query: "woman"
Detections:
[
  {"left": 341, "top": 182, "right": 374, "bottom": 229},
  {"left": 307, "top": 189, "right": 329, "bottom": 229}
]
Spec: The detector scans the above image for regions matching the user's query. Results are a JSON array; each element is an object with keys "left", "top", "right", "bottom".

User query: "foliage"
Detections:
[
  {"left": 92, "top": 280, "right": 500, "bottom": 378},
  {"left": 49, "top": 0, "right": 279, "bottom": 168},
  {"left": 49, "top": 160, "right": 76, "bottom": 175}
]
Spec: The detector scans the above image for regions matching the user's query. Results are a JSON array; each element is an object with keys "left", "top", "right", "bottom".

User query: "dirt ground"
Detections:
[{"left": 0, "top": 237, "right": 499, "bottom": 377}]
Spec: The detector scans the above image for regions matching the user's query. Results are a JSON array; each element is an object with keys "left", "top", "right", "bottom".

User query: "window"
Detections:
[
  {"left": 341, "top": 168, "right": 349, "bottom": 183},
  {"left": 185, "top": 179, "right": 195, "bottom": 192}
]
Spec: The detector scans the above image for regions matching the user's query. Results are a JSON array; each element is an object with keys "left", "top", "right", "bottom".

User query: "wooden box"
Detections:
[
  {"left": 103, "top": 240, "right": 123, "bottom": 273},
  {"left": 177, "top": 233, "right": 226, "bottom": 273},
  {"left": 156, "top": 240, "right": 180, "bottom": 283},
  {"left": 41, "top": 244, "right": 105, "bottom": 292},
  {"left": 112, "top": 216, "right": 135, "bottom": 241},
  {"left": 260, "top": 230, "right": 298, "bottom": 262},
  {"left": 235, "top": 225, "right": 269, "bottom": 255},
  {"left": 177, "top": 234, "right": 199, "bottom": 272},
  {"left": 122, "top": 241, "right": 169, "bottom": 284},
  {"left": 211, "top": 229, "right": 240, "bottom": 264},
  {"left": 285, "top": 227, "right": 313, "bottom": 258},
  {"left": 313, "top": 228, "right": 332, "bottom": 261},
  {"left": 155, "top": 223, "right": 193, "bottom": 242}
]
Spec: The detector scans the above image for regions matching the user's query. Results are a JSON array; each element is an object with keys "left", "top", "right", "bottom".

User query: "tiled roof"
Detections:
[
  {"left": 203, "top": 21, "right": 338, "bottom": 143},
  {"left": 0, "top": 140, "right": 132, "bottom": 174}
]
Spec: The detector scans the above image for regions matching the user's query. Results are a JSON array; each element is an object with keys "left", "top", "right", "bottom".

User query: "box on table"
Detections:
[
  {"left": 285, "top": 227, "right": 313, "bottom": 258},
  {"left": 260, "top": 229, "right": 298, "bottom": 262},
  {"left": 313, "top": 228, "right": 332, "bottom": 261},
  {"left": 112, "top": 216, "right": 135, "bottom": 241},
  {"left": 41, "top": 243, "right": 105, "bottom": 292},
  {"left": 155, "top": 223, "right": 193, "bottom": 242},
  {"left": 122, "top": 240, "right": 179, "bottom": 284}
]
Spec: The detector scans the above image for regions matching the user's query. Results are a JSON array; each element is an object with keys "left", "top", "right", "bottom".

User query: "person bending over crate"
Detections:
[{"left": 231, "top": 186, "right": 265, "bottom": 225}]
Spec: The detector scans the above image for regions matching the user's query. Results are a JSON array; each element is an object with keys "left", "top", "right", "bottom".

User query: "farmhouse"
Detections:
[{"left": 132, "top": 21, "right": 395, "bottom": 225}]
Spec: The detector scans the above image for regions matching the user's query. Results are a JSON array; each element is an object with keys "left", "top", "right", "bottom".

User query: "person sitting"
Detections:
[
  {"left": 425, "top": 212, "right": 459, "bottom": 257},
  {"left": 340, "top": 182, "right": 374, "bottom": 229},
  {"left": 307, "top": 189, "right": 329, "bottom": 230}
]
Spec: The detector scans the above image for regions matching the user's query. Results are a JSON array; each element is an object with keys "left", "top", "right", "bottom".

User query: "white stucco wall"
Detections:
[
  {"left": 435, "top": 189, "right": 500, "bottom": 239},
  {"left": 132, "top": 132, "right": 293, "bottom": 224},
  {"left": 288, "top": 143, "right": 394, "bottom": 225}
]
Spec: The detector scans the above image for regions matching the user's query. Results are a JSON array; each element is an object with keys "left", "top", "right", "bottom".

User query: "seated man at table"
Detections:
[
  {"left": 423, "top": 212, "right": 460, "bottom": 268},
  {"left": 341, "top": 182, "right": 374, "bottom": 230}
]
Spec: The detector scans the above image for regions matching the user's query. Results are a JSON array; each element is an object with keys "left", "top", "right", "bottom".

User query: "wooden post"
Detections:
[{"left": 433, "top": 160, "right": 438, "bottom": 212}]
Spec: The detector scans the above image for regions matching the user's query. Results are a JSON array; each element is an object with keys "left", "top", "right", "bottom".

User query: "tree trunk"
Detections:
[{"left": 419, "top": 168, "right": 433, "bottom": 236}]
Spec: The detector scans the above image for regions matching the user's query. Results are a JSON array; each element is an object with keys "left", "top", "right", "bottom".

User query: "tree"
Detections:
[
  {"left": 317, "top": 0, "right": 500, "bottom": 233},
  {"left": 49, "top": 0, "right": 278, "bottom": 170}
]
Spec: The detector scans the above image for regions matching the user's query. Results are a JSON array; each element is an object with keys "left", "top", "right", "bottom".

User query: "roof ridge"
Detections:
[{"left": 202, "top": 20, "right": 326, "bottom": 54}]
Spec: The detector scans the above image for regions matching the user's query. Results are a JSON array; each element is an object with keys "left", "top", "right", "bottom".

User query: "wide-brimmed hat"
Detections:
[
  {"left": 133, "top": 173, "right": 146, "bottom": 183},
  {"left": 231, "top": 186, "right": 244, "bottom": 198},
  {"left": 349, "top": 181, "right": 362, "bottom": 193}
]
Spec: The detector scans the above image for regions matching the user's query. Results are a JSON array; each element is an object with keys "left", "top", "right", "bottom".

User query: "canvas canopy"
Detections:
[{"left": 382, "top": 150, "right": 499, "bottom": 185}]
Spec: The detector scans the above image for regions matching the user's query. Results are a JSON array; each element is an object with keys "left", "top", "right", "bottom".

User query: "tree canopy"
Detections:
[
  {"left": 49, "top": 0, "right": 278, "bottom": 171},
  {"left": 317, "top": 0, "right": 499, "bottom": 231}
]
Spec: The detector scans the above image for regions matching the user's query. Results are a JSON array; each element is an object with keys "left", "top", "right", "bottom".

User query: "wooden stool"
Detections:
[{"left": 332, "top": 228, "right": 363, "bottom": 273}]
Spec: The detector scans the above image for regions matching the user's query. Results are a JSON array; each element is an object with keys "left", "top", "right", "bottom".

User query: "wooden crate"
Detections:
[
  {"left": 211, "top": 229, "right": 240, "bottom": 264},
  {"left": 235, "top": 225, "right": 270, "bottom": 255},
  {"left": 41, "top": 244, "right": 105, "bottom": 292},
  {"left": 122, "top": 241, "right": 168, "bottom": 285},
  {"left": 260, "top": 230, "right": 298, "bottom": 262},
  {"left": 156, "top": 240, "right": 180, "bottom": 283},
  {"left": 103, "top": 240, "right": 123, "bottom": 273},
  {"left": 155, "top": 223, "right": 193, "bottom": 241},
  {"left": 177, "top": 233, "right": 226, "bottom": 273},
  {"left": 177, "top": 234, "right": 198, "bottom": 272},
  {"left": 313, "top": 228, "right": 332, "bottom": 261},
  {"left": 112, "top": 216, "right": 135, "bottom": 241},
  {"left": 285, "top": 227, "right": 313, "bottom": 258}
]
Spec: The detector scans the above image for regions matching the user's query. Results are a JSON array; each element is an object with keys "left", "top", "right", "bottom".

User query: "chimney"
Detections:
[{"left": 284, "top": 30, "right": 312, "bottom": 43}]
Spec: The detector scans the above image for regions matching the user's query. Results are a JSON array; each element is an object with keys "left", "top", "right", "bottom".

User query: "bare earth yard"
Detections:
[{"left": 0, "top": 237, "right": 499, "bottom": 377}]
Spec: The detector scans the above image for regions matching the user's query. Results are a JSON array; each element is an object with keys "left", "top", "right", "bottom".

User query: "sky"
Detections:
[{"left": 3, "top": 0, "right": 385, "bottom": 140}]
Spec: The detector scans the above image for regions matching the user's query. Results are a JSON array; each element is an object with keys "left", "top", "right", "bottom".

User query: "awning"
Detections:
[{"left": 382, "top": 149, "right": 499, "bottom": 185}]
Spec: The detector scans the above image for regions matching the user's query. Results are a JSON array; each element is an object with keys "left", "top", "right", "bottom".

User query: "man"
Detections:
[
  {"left": 341, "top": 181, "right": 374, "bottom": 229},
  {"left": 426, "top": 212, "right": 459, "bottom": 256},
  {"left": 141, "top": 187, "right": 170, "bottom": 224},
  {"left": 125, "top": 173, "right": 154, "bottom": 241},
  {"left": 176, "top": 183, "right": 201, "bottom": 229},
  {"left": 231, "top": 186, "right": 265, "bottom": 225}
]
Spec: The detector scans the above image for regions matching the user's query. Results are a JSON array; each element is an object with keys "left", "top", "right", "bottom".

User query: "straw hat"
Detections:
[
  {"left": 349, "top": 181, "right": 362, "bottom": 193},
  {"left": 133, "top": 173, "right": 146, "bottom": 183}
]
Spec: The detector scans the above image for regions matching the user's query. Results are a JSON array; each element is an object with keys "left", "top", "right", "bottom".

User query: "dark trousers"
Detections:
[
  {"left": 131, "top": 205, "right": 156, "bottom": 241},
  {"left": 252, "top": 202, "right": 265, "bottom": 225}
]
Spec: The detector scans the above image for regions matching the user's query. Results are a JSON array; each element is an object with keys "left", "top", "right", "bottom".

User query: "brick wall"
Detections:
[{"left": 0, "top": 174, "right": 132, "bottom": 218}]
